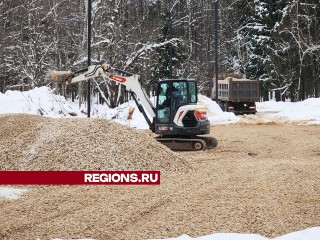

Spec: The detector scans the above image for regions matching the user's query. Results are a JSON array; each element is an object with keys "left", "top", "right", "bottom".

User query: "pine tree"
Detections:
[{"left": 234, "top": 0, "right": 291, "bottom": 100}]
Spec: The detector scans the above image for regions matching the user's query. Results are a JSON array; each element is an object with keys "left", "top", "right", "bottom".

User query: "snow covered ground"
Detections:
[
  {"left": 0, "top": 87, "right": 320, "bottom": 239},
  {"left": 159, "top": 227, "right": 320, "bottom": 240},
  {"left": 1, "top": 87, "right": 319, "bottom": 128},
  {"left": 0, "top": 187, "right": 28, "bottom": 200},
  {"left": 257, "top": 99, "right": 320, "bottom": 124},
  {"left": 49, "top": 228, "right": 320, "bottom": 240},
  {"left": 0, "top": 87, "right": 82, "bottom": 117}
]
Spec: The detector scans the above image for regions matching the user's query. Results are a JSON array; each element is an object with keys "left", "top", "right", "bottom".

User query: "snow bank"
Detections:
[
  {"left": 275, "top": 98, "right": 320, "bottom": 123},
  {"left": 0, "top": 87, "right": 82, "bottom": 117},
  {"left": 102, "top": 101, "right": 150, "bottom": 129},
  {"left": 0, "top": 86, "right": 150, "bottom": 128},
  {"left": 50, "top": 227, "right": 320, "bottom": 240},
  {"left": 0, "top": 88, "right": 237, "bottom": 129},
  {"left": 159, "top": 227, "right": 320, "bottom": 240},
  {"left": 102, "top": 95, "right": 240, "bottom": 128},
  {"left": 256, "top": 101, "right": 289, "bottom": 113},
  {"left": 0, "top": 187, "right": 28, "bottom": 200},
  {"left": 1, "top": 87, "right": 319, "bottom": 126},
  {"left": 197, "top": 94, "right": 240, "bottom": 124},
  {"left": 256, "top": 98, "right": 320, "bottom": 124}
]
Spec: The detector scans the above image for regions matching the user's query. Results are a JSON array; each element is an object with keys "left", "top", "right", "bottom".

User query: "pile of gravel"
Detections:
[{"left": 0, "top": 114, "right": 188, "bottom": 175}]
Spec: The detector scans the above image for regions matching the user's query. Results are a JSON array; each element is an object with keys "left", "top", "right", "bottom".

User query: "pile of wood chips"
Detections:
[
  {"left": 0, "top": 119, "right": 319, "bottom": 240},
  {"left": 0, "top": 114, "right": 188, "bottom": 175}
]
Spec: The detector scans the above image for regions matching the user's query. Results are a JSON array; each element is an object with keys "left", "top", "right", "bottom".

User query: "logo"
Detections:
[{"left": 158, "top": 126, "right": 169, "bottom": 131}]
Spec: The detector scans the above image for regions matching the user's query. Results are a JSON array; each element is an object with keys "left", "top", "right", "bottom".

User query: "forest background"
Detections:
[{"left": 0, "top": 0, "right": 319, "bottom": 107}]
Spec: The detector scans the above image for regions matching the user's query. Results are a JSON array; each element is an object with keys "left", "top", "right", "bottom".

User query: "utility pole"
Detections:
[
  {"left": 214, "top": 0, "right": 219, "bottom": 103},
  {"left": 87, "top": 0, "right": 92, "bottom": 118}
]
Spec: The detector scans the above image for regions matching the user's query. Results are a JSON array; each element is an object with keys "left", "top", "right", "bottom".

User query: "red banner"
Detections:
[{"left": 0, "top": 171, "right": 160, "bottom": 185}]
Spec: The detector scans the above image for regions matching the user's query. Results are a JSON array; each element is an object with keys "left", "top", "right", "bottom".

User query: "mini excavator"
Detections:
[{"left": 45, "top": 63, "right": 218, "bottom": 151}]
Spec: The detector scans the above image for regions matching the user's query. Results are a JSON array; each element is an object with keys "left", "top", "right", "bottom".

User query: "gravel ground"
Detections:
[{"left": 0, "top": 116, "right": 319, "bottom": 240}]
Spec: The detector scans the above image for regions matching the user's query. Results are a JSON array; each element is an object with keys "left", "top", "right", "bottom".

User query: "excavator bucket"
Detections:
[{"left": 44, "top": 70, "right": 74, "bottom": 83}]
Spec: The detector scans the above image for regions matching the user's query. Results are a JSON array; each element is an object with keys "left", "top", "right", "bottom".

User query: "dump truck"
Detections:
[{"left": 213, "top": 76, "right": 259, "bottom": 114}]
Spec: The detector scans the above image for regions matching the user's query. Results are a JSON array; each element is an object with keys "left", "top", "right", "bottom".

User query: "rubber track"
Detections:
[
  {"left": 156, "top": 138, "right": 207, "bottom": 151},
  {"left": 197, "top": 136, "right": 218, "bottom": 149}
]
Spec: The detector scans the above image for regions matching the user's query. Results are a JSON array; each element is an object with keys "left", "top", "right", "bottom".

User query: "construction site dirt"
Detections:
[{"left": 0, "top": 116, "right": 319, "bottom": 240}]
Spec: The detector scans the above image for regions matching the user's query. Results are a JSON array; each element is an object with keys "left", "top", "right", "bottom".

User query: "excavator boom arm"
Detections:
[{"left": 46, "top": 63, "right": 156, "bottom": 127}]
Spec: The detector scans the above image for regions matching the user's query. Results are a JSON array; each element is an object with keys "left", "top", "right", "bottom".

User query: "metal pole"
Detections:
[
  {"left": 169, "top": 7, "right": 173, "bottom": 78},
  {"left": 87, "top": 0, "right": 92, "bottom": 118},
  {"left": 214, "top": 0, "right": 219, "bottom": 103}
]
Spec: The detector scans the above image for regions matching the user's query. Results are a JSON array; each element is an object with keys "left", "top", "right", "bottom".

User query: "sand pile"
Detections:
[{"left": 0, "top": 114, "right": 188, "bottom": 174}]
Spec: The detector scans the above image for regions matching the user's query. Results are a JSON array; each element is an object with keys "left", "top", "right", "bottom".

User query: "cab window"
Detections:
[
  {"left": 158, "top": 82, "right": 169, "bottom": 106},
  {"left": 188, "top": 81, "right": 197, "bottom": 103},
  {"left": 172, "top": 81, "right": 187, "bottom": 105}
]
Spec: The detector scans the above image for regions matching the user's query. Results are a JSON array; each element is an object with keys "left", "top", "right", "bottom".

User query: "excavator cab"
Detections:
[
  {"left": 156, "top": 80, "right": 195, "bottom": 124},
  {"left": 155, "top": 79, "right": 211, "bottom": 138}
]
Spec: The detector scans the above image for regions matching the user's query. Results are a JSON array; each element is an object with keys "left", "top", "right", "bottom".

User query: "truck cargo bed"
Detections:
[{"left": 216, "top": 77, "right": 259, "bottom": 114}]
